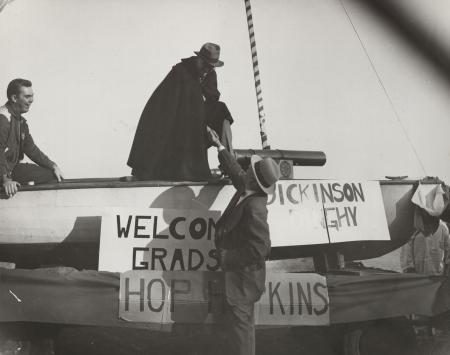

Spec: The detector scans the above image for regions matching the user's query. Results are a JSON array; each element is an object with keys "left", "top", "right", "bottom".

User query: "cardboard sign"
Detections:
[
  {"left": 99, "top": 208, "right": 220, "bottom": 273},
  {"left": 119, "top": 271, "right": 329, "bottom": 326},
  {"left": 99, "top": 180, "right": 390, "bottom": 272},
  {"left": 267, "top": 180, "right": 390, "bottom": 244}
]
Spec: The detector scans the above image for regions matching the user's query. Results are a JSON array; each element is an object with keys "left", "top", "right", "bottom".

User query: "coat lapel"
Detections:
[
  {"left": 219, "top": 191, "right": 241, "bottom": 222},
  {"left": 218, "top": 192, "right": 257, "bottom": 232}
]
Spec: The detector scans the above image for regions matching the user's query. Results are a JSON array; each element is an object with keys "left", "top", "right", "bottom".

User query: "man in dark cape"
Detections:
[{"left": 127, "top": 43, "right": 233, "bottom": 181}]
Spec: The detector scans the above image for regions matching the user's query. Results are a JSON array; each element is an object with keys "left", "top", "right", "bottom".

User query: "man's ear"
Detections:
[{"left": 10, "top": 95, "right": 18, "bottom": 103}]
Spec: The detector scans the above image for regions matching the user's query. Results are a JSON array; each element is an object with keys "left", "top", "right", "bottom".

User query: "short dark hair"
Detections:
[{"left": 7, "top": 78, "right": 32, "bottom": 102}]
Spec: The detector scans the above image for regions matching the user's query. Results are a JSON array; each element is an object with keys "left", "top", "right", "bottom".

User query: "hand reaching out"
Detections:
[
  {"left": 52, "top": 164, "right": 65, "bottom": 182},
  {"left": 206, "top": 126, "right": 221, "bottom": 147}
]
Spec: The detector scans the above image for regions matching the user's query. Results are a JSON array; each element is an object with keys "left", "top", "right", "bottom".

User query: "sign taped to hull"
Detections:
[
  {"left": 99, "top": 180, "right": 389, "bottom": 272},
  {"left": 119, "top": 271, "right": 329, "bottom": 326},
  {"left": 268, "top": 180, "right": 390, "bottom": 245}
]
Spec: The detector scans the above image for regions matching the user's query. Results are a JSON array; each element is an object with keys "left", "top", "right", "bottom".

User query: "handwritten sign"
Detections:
[
  {"left": 99, "top": 209, "right": 220, "bottom": 272},
  {"left": 119, "top": 271, "right": 329, "bottom": 326},
  {"left": 267, "top": 180, "right": 390, "bottom": 245},
  {"left": 99, "top": 180, "right": 390, "bottom": 272}
]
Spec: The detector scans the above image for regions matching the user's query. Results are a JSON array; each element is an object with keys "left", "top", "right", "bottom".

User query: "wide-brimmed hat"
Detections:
[
  {"left": 250, "top": 155, "right": 281, "bottom": 195},
  {"left": 194, "top": 42, "right": 224, "bottom": 67}
]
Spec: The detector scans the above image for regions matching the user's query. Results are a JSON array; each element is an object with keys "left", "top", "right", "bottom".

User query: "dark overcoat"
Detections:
[
  {"left": 215, "top": 148, "right": 270, "bottom": 310},
  {"left": 215, "top": 149, "right": 271, "bottom": 270},
  {"left": 127, "top": 57, "right": 212, "bottom": 181}
]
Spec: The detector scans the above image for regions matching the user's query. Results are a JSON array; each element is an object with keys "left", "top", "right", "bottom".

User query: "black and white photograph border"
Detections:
[{"left": 1, "top": 0, "right": 450, "bottom": 354}]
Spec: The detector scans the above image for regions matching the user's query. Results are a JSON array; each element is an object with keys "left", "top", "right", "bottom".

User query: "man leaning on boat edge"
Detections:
[{"left": 0, "top": 78, "right": 64, "bottom": 198}]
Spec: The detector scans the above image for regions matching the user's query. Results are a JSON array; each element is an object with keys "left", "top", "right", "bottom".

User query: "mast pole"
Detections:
[{"left": 244, "top": 0, "right": 270, "bottom": 149}]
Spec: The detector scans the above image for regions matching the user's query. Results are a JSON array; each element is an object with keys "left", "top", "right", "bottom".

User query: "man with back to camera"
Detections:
[
  {"left": 0, "top": 78, "right": 64, "bottom": 198},
  {"left": 207, "top": 128, "right": 281, "bottom": 355}
]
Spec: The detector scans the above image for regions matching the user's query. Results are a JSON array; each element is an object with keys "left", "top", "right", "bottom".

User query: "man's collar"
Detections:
[
  {"left": 181, "top": 56, "right": 215, "bottom": 80},
  {"left": 5, "top": 102, "right": 22, "bottom": 120},
  {"left": 181, "top": 56, "right": 201, "bottom": 79},
  {"left": 243, "top": 190, "right": 258, "bottom": 197},
  {"left": 0, "top": 104, "right": 10, "bottom": 120}
]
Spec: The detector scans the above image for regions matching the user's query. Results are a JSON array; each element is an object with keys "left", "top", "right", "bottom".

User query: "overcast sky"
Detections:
[{"left": 1, "top": 0, "right": 449, "bottom": 181}]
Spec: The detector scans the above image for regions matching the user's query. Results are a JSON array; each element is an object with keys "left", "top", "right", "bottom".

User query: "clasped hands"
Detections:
[{"left": 206, "top": 126, "right": 221, "bottom": 147}]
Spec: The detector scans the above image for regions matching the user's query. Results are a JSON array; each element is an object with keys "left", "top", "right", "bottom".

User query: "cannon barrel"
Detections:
[{"left": 234, "top": 149, "right": 326, "bottom": 167}]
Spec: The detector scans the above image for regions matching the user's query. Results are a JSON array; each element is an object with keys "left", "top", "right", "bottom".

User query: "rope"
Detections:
[
  {"left": 0, "top": 0, "right": 14, "bottom": 13},
  {"left": 339, "top": 0, "right": 427, "bottom": 176},
  {"left": 244, "top": 0, "right": 270, "bottom": 149}
]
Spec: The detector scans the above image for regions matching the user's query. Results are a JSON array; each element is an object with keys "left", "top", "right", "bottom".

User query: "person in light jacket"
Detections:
[
  {"left": 401, "top": 220, "right": 450, "bottom": 275},
  {"left": 0, "top": 78, "right": 64, "bottom": 198}
]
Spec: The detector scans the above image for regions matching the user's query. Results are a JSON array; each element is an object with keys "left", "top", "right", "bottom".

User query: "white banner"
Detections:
[
  {"left": 99, "top": 180, "right": 390, "bottom": 272},
  {"left": 99, "top": 208, "right": 220, "bottom": 272},
  {"left": 267, "top": 180, "right": 390, "bottom": 245},
  {"left": 119, "top": 271, "right": 329, "bottom": 326}
]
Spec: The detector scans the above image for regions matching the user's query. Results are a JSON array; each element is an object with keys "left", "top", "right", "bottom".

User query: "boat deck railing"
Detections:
[{"left": 13, "top": 176, "right": 439, "bottom": 192}]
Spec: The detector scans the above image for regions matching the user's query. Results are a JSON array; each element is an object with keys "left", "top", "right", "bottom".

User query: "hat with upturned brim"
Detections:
[
  {"left": 250, "top": 155, "right": 281, "bottom": 195},
  {"left": 194, "top": 42, "right": 224, "bottom": 67}
]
